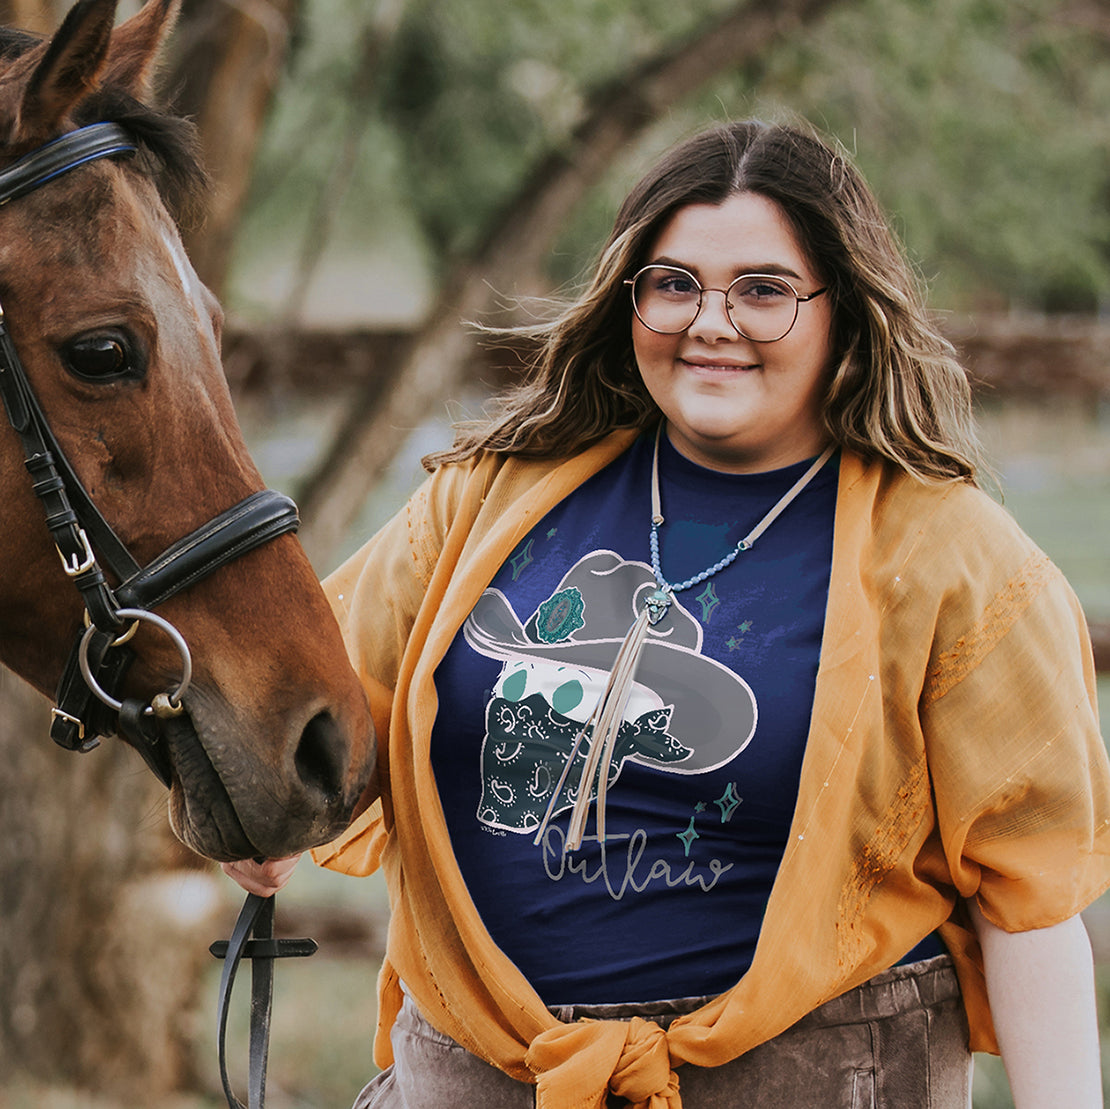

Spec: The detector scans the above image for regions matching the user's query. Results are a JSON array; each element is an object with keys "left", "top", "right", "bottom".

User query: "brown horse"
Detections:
[{"left": 0, "top": 0, "right": 376, "bottom": 861}]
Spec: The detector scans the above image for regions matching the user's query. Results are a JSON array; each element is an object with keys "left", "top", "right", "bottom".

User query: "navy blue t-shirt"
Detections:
[{"left": 430, "top": 433, "right": 838, "bottom": 1004}]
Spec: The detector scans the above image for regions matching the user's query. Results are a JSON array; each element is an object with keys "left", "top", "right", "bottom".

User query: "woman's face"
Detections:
[{"left": 632, "top": 191, "right": 835, "bottom": 473}]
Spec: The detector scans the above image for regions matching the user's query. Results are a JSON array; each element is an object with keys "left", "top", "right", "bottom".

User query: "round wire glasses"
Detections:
[{"left": 625, "top": 264, "right": 828, "bottom": 342}]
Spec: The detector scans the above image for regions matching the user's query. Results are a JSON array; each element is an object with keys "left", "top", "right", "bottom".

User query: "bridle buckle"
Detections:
[
  {"left": 56, "top": 526, "right": 95, "bottom": 576},
  {"left": 50, "top": 705, "right": 86, "bottom": 742}
]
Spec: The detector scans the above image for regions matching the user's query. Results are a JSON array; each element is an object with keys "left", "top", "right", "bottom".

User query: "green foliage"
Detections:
[
  {"left": 229, "top": 0, "right": 1110, "bottom": 320},
  {"left": 373, "top": 0, "right": 740, "bottom": 258},
  {"left": 735, "top": 0, "right": 1110, "bottom": 310}
]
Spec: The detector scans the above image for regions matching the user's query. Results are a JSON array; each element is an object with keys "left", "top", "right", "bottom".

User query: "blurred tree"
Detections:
[
  {"left": 0, "top": 677, "right": 217, "bottom": 1102},
  {"left": 236, "top": 0, "right": 1110, "bottom": 321},
  {"left": 274, "top": 0, "right": 406, "bottom": 324},
  {"left": 731, "top": 0, "right": 1110, "bottom": 311},
  {"left": 0, "top": 1, "right": 52, "bottom": 32},
  {"left": 163, "top": 0, "right": 304, "bottom": 295}
]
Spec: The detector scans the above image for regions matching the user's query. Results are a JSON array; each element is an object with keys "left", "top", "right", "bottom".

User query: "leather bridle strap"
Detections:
[
  {"left": 48, "top": 489, "right": 300, "bottom": 764},
  {"left": 0, "top": 294, "right": 136, "bottom": 631},
  {"left": 210, "top": 894, "right": 318, "bottom": 1109},
  {"left": 0, "top": 124, "right": 142, "bottom": 603},
  {"left": 0, "top": 122, "right": 135, "bottom": 204},
  {"left": 0, "top": 128, "right": 145, "bottom": 607},
  {"left": 0, "top": 122, "right": 302, "bottom": 760},
  {"left": 116, "top": 491, "right": 300, "bottom": 611}
]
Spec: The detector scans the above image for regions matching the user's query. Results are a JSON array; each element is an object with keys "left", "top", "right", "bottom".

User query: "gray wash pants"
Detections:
[{"left": 353, "top": 955, "right": 970, "bottom": 1108}]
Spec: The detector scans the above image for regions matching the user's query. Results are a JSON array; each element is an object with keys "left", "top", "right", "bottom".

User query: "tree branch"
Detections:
[{"left": 166, "top": 0, "right": 300, "bottom": 296}]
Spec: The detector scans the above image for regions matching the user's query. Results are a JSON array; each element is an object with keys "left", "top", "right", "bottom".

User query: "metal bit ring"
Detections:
[
  {"left": 83, "top": 607, "right": 140, "bottom": 647},
  {"left": 78, "top": 608, "right": 192, "bottom": 715}
]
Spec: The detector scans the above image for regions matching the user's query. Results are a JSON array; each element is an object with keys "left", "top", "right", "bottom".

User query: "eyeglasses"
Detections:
[{"left": 625, "top": 265, "right": 828, "bottom": 342}]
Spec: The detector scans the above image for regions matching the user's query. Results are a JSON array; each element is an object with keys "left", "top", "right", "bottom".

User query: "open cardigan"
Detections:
[{"left": 313, "top": 430, "right": 1110, "bottom": 1109}]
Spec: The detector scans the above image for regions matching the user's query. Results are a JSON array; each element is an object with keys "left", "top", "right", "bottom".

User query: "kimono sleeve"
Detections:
[
  {"left": 310, "top": 464, "right": 469, "bottom": 875},
  {"left": 923, "top": 549, "right": 1110, "bottom": 931}
]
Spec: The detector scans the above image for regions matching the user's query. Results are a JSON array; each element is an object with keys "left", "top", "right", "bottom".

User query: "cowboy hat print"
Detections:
[{"left": 464, "top": 550, "right": 758, "bottom": 834}]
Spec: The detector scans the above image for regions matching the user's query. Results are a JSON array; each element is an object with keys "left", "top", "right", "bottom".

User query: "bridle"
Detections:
[
  {"left": 0, "top": 122, "right": 315, "bottom": 1109},
  {"left": 0, "top": 122, "right": 300, "bottom": 785}
]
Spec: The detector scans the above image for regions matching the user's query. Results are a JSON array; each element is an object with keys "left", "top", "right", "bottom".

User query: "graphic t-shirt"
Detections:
[{"left": 430, "top": 433, "right": 838, "bottom": 1004}]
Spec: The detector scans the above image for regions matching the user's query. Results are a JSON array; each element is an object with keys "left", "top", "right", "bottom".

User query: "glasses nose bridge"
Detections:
[{"left": 692, "top": 283, "right": 739, "bottom": 333}]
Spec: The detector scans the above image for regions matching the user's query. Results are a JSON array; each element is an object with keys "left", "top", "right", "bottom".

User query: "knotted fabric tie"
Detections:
[{"left": 527, "top": 1017, "right": 682, "bottom": 1109}]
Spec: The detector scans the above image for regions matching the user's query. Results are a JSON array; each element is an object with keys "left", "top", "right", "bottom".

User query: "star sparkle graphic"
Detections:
[
  {"left": 676, "top": 816, "right": 700, "bottom": 856},
  {"left": 509, "top": 538, "right": 534, "bottom": 580},
  {"left": 714, "top": 782, "right": 741, "bottom": 822},
  {"left": 695, "top": 581, "right": 720, "bottom": 622}
]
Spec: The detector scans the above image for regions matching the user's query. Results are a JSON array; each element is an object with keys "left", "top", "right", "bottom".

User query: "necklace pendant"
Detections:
[{"left": 644, "top": 587, "right": 671, "bottom": 626}]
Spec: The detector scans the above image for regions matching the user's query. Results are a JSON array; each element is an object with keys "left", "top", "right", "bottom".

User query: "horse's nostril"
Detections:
[{"left": 294, "top": 711, "right": 347, "bottom": 803}]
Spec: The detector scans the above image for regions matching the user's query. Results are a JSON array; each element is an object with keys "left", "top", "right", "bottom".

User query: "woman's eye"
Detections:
[
  {"left": 60, "top": 333, "right": 143, "bottom": 382},
  {"left": 657, "top": 275, "right": 698, "bottom": 296},
  {"left": 735, "top": 278, "right": 789, "bottom": 301}
]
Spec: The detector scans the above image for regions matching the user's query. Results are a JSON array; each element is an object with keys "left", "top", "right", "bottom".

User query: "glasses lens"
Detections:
[
  {"left": 632, "top": 267, "right": 701, "bottom": 333},
  {"left": 726, "top": 275, "right": 799, "bottom": 342}
]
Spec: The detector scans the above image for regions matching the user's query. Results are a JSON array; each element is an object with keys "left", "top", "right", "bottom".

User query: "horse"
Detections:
[{"left": 0, "top": 0, "right": 376, "bottom": 863}]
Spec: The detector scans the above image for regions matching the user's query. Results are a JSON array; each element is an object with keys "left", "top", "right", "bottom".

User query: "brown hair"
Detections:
[{"left": 427, "top": 119, "right": 985, "bottom": 483}]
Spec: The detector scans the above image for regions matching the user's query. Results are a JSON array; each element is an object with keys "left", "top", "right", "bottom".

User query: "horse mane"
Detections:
[
  {"left": 0, "top": 26, "right": 39, "bottom": 61},
  {"left": 0, "top": 26, "right": 208, "bottom": 228},
  {"left": 74, "top": 86, "right": 208, "bottom": 227}
]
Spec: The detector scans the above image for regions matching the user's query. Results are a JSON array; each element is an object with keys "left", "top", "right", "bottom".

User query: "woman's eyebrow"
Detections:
[{"left": 649, "top": 254, "right": 805, "bottom": 281}]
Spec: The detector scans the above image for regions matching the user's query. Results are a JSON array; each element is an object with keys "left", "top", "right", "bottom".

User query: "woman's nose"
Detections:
[{"left": 687, "top": 288, "right": 741, "bottom": 341}]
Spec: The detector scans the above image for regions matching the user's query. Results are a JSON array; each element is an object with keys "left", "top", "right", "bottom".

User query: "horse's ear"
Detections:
[
  {"left": 10, "top": 0, "right": 118, "bottom": 146},
  {"left": 101, "top": 0, "right": 181, "bottom": 104}
]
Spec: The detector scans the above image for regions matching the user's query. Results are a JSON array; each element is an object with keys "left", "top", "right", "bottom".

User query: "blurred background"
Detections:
[{"left": 0, "top": 0, "right": 1107, "bottom": 1105}]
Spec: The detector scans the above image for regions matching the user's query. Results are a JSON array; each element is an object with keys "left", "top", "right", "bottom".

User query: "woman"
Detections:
[{"left": 226, "top": 120, "right": 1109, "bottom": 1108}]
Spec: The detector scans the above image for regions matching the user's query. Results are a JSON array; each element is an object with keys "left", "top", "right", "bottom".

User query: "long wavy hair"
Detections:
[{"left": 426, "top": 119, "right": 985, "bottom": 483}]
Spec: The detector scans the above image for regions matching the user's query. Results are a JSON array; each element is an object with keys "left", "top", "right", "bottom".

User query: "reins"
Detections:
[
  {"left": 0, "top": 122, "right": 316, "bottom": 1107},
  {"left": 210, "top": 894, "right": 318, "bottom": 1109}
]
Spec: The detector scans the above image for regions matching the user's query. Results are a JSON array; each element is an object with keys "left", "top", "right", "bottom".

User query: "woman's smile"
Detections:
[{"left": 680, "top": 356, "right": 759, "bottom": 371}]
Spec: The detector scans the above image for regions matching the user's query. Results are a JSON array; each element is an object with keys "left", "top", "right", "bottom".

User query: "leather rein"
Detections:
[{"left": 0, "top": 123, "right": 313, "bottom": 1109}]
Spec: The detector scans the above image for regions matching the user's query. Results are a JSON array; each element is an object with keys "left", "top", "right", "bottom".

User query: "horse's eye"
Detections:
[{"left": 61, "top": 333, "right": 143, "bottom": 382}]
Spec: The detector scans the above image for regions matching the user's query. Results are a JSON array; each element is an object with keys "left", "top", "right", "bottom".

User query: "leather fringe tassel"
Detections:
[{"left": 533, "top": 598, "right": 658, "bottom": 852}]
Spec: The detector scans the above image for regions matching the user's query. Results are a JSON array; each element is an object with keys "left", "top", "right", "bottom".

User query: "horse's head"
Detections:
[{"left": 0, "top": 0, "right": 377, "bottom": 861}]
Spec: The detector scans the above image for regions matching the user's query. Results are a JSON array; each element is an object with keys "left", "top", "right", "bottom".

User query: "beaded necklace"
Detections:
[
  {"left": 644, "top": 429, "right": 836, "bottom": 626},
  {"left": 541, "top": 425, "right": 836, "bottom": 852}
]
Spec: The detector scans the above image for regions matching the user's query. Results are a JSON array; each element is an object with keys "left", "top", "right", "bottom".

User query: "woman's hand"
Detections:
[{"left": 220, "top": 855, "right": 301, "bottom": 897}]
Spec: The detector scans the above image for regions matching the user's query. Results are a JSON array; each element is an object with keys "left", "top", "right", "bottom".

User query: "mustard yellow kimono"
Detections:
[{"left": 313, "top": 431, "right": 1110, "bottom": 1109}]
